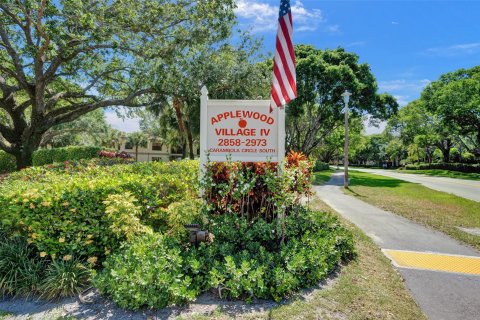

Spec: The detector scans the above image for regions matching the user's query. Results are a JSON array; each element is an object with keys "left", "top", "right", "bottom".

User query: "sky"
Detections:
[{"left": 105, "top": 0, "right": 480, "bottom": 134}]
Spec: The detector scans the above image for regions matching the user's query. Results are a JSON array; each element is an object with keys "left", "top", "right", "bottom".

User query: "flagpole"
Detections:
[{"left": 278, "top": 105, "right": 286, "bottom": 165}]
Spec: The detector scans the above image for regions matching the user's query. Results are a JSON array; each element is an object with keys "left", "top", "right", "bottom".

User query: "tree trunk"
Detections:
[
  {"left": 14, "top": 148, "right": 34, "bottom": 169},
  {"left": 477, "top": 126, "right": 480, "bottom": 149},
  {"left": 135, "top": 146, "right": 139, "bottom": 161},
  {"left": 12, "top": 133, "right": 43, "bottom": 170},
  {"left": 442, "top": 148, "right": 450, "bottom": 163},
  {"left": 436, "top": 139, "right": 452, "bottom": 163},
  {"left": 185, "top": 120, "right": 195, "bottom": 160},
  {"left": 182, "top": 141, "right": 187, "bottom": 159}
]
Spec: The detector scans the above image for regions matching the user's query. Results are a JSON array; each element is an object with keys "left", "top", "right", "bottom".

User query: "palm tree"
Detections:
[{"left": 127, "top": 132, "right": 148, "bottom": 161}]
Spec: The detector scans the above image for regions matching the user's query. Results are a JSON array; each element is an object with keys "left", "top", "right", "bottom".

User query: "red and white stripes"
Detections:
[{"left": 270, "top": 1, "right": 297, "bottom": 112}]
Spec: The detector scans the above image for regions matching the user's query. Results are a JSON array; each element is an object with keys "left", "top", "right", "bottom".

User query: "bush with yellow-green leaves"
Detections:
[
  {"left": 0, "top": 157, "right": 354, "bottom": 310},
  {"left": 0, "top": 160, "right": 199, "bottom": 263}
]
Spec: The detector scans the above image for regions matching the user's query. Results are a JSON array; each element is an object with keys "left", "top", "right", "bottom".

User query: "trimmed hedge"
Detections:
[
  {"left": 0, "top": 151, "right": 16, "bottom": 173},
  {"left": 405, "top": 162, "right": 480, "bottom": 174},
  {"left": 32, "top": 146, "right": 102, "bottom": 166},
  {"left": 313, "top": 160, "right": 330, "bottom": 172},
  {"left": 0, "top": 160, "right": 199, "bottom": 263}
]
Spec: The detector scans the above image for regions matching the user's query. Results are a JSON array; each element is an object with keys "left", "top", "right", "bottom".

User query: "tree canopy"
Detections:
[
  {"left": 140, "top": 32, "right": 270, "bottom": 159},
  {"left": 286, "top": 45, "right": 398, "bottom": 155},
  {"left": 422, "top": 66, "right": 480, "bottom": 148},
  {"left": 0, "top": 0, "right": 235, "bottom": 168}
]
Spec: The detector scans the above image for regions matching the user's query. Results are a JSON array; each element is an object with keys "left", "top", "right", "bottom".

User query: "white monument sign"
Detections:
[{"left": 200, "top": 86, "right": 285, "bottom": 170}]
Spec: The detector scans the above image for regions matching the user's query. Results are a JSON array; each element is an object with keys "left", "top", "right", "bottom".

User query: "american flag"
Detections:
[{"left": 270, "top": 0, "right": 297, "bottom": 112}]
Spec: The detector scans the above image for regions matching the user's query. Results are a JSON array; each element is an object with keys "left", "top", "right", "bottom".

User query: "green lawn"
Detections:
[
  {"left": 182, "top": 198, "right": 426, "bottom": 320},
  {"left": 398, "top": 169, "right": 480, "bottom": 181},
  {"left": 345, "top": 171, "right": 480, "bottom": 250},
  {"left": 312, "top": 169, "right": 336, "bottom": 185}
]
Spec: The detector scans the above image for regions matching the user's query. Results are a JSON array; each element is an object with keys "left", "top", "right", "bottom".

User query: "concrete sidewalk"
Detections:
[{"left": 315, "top": 172, "right": 480, "bottom": 320}]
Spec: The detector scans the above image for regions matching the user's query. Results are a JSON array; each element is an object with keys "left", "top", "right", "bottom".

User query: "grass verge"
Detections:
[
  {"left": 182, "top": 198, "right": 426, "bottom": 320},
  {"left": 398, "top": 169, "right": 480, "bottom": 181},
  {"left": 313, "top": 169, "right": 336, "bottom": 185},
  {"left": 345, "top": 171, "right": 480, "bottom": 250},
  {"left": 264, "top": 199, "right": 426, "bottom": 320}
]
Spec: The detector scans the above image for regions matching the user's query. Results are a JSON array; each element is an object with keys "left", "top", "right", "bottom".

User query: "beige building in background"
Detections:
[{"left": 119, "top": 137, "right": 183, "bottom": 162}]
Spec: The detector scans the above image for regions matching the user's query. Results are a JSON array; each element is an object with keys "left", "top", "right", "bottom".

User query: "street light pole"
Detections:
[{"left": 342, "top": 90, "right": 352, "bottom": 188}]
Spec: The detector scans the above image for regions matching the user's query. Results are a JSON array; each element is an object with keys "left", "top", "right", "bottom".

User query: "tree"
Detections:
[
  {"left": 286, "top": 45, "right": 398, "bottom": 155},
  {"left": 98, "top": 127, "right": 124, "bottom": 150},
  {"left": 39, "top": 108, "right": 109, "bottom": 147},
  {"left": 387, "top": 99, "right": 460, "bottom": 163},
  {"left": 127, "top": 132, "right": 147, "bottom": 162},
  {"left": 0, "top": 0, "right": 235, "bottom": 168},
  {"left": 421, "top": 66, "right": 480, "bottom": 150},
  {"left": 359, "top": 134, "right": 388, "bottom": 166},
  {"left": 387, "top": 100, "right": 437, "bottom": 163},
  {"left": 138, "top": 108, "right": 183, "bottom": 155},
  {"left": 143, "top": 32, "right": 270, "bottom": 160},
  {"left": 385, "top": 138, "right": 405, "bottom": 166},
  {"left": 315, "top": 116, "right": 364, "bottom": 164}
]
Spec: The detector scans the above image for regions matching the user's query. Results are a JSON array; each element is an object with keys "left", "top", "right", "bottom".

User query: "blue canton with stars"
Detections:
[{"left": 279, "top": 0, "right": 291, "bottom": 18}]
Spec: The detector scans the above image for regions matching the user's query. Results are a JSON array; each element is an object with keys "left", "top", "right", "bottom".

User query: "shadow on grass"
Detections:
[
  {"left": 344, "top": 187, "right": 366, "bottom": 198},
  {"left": 349, "top": 175, "right": 408, "bottom": 189},
  {"left": 312, "top": 170, "right": 336, "bottom": 185}
]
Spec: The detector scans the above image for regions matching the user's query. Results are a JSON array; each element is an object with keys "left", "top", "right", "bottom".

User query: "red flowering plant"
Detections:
[
  {"left": 98, "top": 150, "right": 133, "bottom": 159},
  {"left": 285, "top": 150, "right": 313, "bottom": 197},
  {"left": 202, "top": 151, "right": 312, "bottom": 223}
]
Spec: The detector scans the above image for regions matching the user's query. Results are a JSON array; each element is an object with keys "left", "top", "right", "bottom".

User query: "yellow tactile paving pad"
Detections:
[{"left": 383, "top": 249, "right": 480, "bottom": 276}]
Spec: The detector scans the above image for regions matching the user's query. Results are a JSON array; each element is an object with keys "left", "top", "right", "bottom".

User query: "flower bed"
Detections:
[{"left": 0, "top": 155, "right": 354, "bottom": 309}]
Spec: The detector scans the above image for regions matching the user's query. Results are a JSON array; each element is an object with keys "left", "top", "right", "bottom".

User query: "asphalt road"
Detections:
[
  {"left": 315, "top": 172, "right": 480, "bottom": 320},
  {"left": 346, "top": 167, "right": 480, "bottom": 202}
]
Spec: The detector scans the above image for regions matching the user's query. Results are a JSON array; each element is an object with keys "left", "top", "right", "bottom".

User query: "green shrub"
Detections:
[
  {"left": 0, "top": 161, "right": 199, "bottom": 263},
  {"left": 95, "top": 206, "right": 354, "bottom": 309},
  {"left": 39, "top": 258, "right": 91, "bottom": 300},
  {"left": 313, "top": 160, "right": 330, "bottom": 172},
  {"left": 152, "top": 198, "right": 205, "bottom": 236},
  {"left": 405, "top": 162, "right": 480, "bottom": 173},
  {"left": 450, "top": 148, "right": 460, "bottom": 162},
  {"left": 103, "top": 192, "right": 153, "bottom": 241},
  {"left": 462, "top": 152, "right": 475, "bottom": 163},
  {"left": 0, "top": 151, "right": 16, "bottom": 173},
  {"left": 433, "top": 149, "right": 443, "bottom": 163},
  {"left": 32, "top": 146, "right": 101, "bottom": 166},
  {"left": 0, "top": 237, "right": 46, "bottom": 297},
  {"left": 94, "top": 233, "right": 198, "bottom": 310},
  {"left": 199, "top": 207, "right": 355, "bottom": 302},
  {"left": 1, "top": 157, "right": 355, "bottom": 308},
  {"left": 203, "top": 151, "right": 313, "bottom": 223}
]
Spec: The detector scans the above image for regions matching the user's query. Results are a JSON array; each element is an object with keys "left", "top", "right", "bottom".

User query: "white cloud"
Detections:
[
  {"left": 425, "top": 42, "right": 480, "bottom": 56},
  {"left": 391, "top": 21, "right": 399, "bottom": 25},
  {"left": 104, "top": 110, "right": 141, "bottom": 133},
  {"left": 344, "top": 41, "right": 366, "bottom": 48},
  {"left": 393, "top": 95, "right": 410, "bottom": 107},
  {"left": 364, "top": 116, "right": 387, "bottom": 135},
  {"left": 235, "top": 0, "right": 325, "bottom": 32},
  {"left": 420, "top": 79, "right": 431, "bottom": 87},
  {"left": 378, "top": 79, "right": 430, "bottom": 93},
  {"left": 326, "top": 24, "right": 340, "bottom": 33}
]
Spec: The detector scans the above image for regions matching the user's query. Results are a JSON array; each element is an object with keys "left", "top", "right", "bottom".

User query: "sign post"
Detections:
[{"left": 199, "top": 86, "right": 285, "bottom": 194}]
